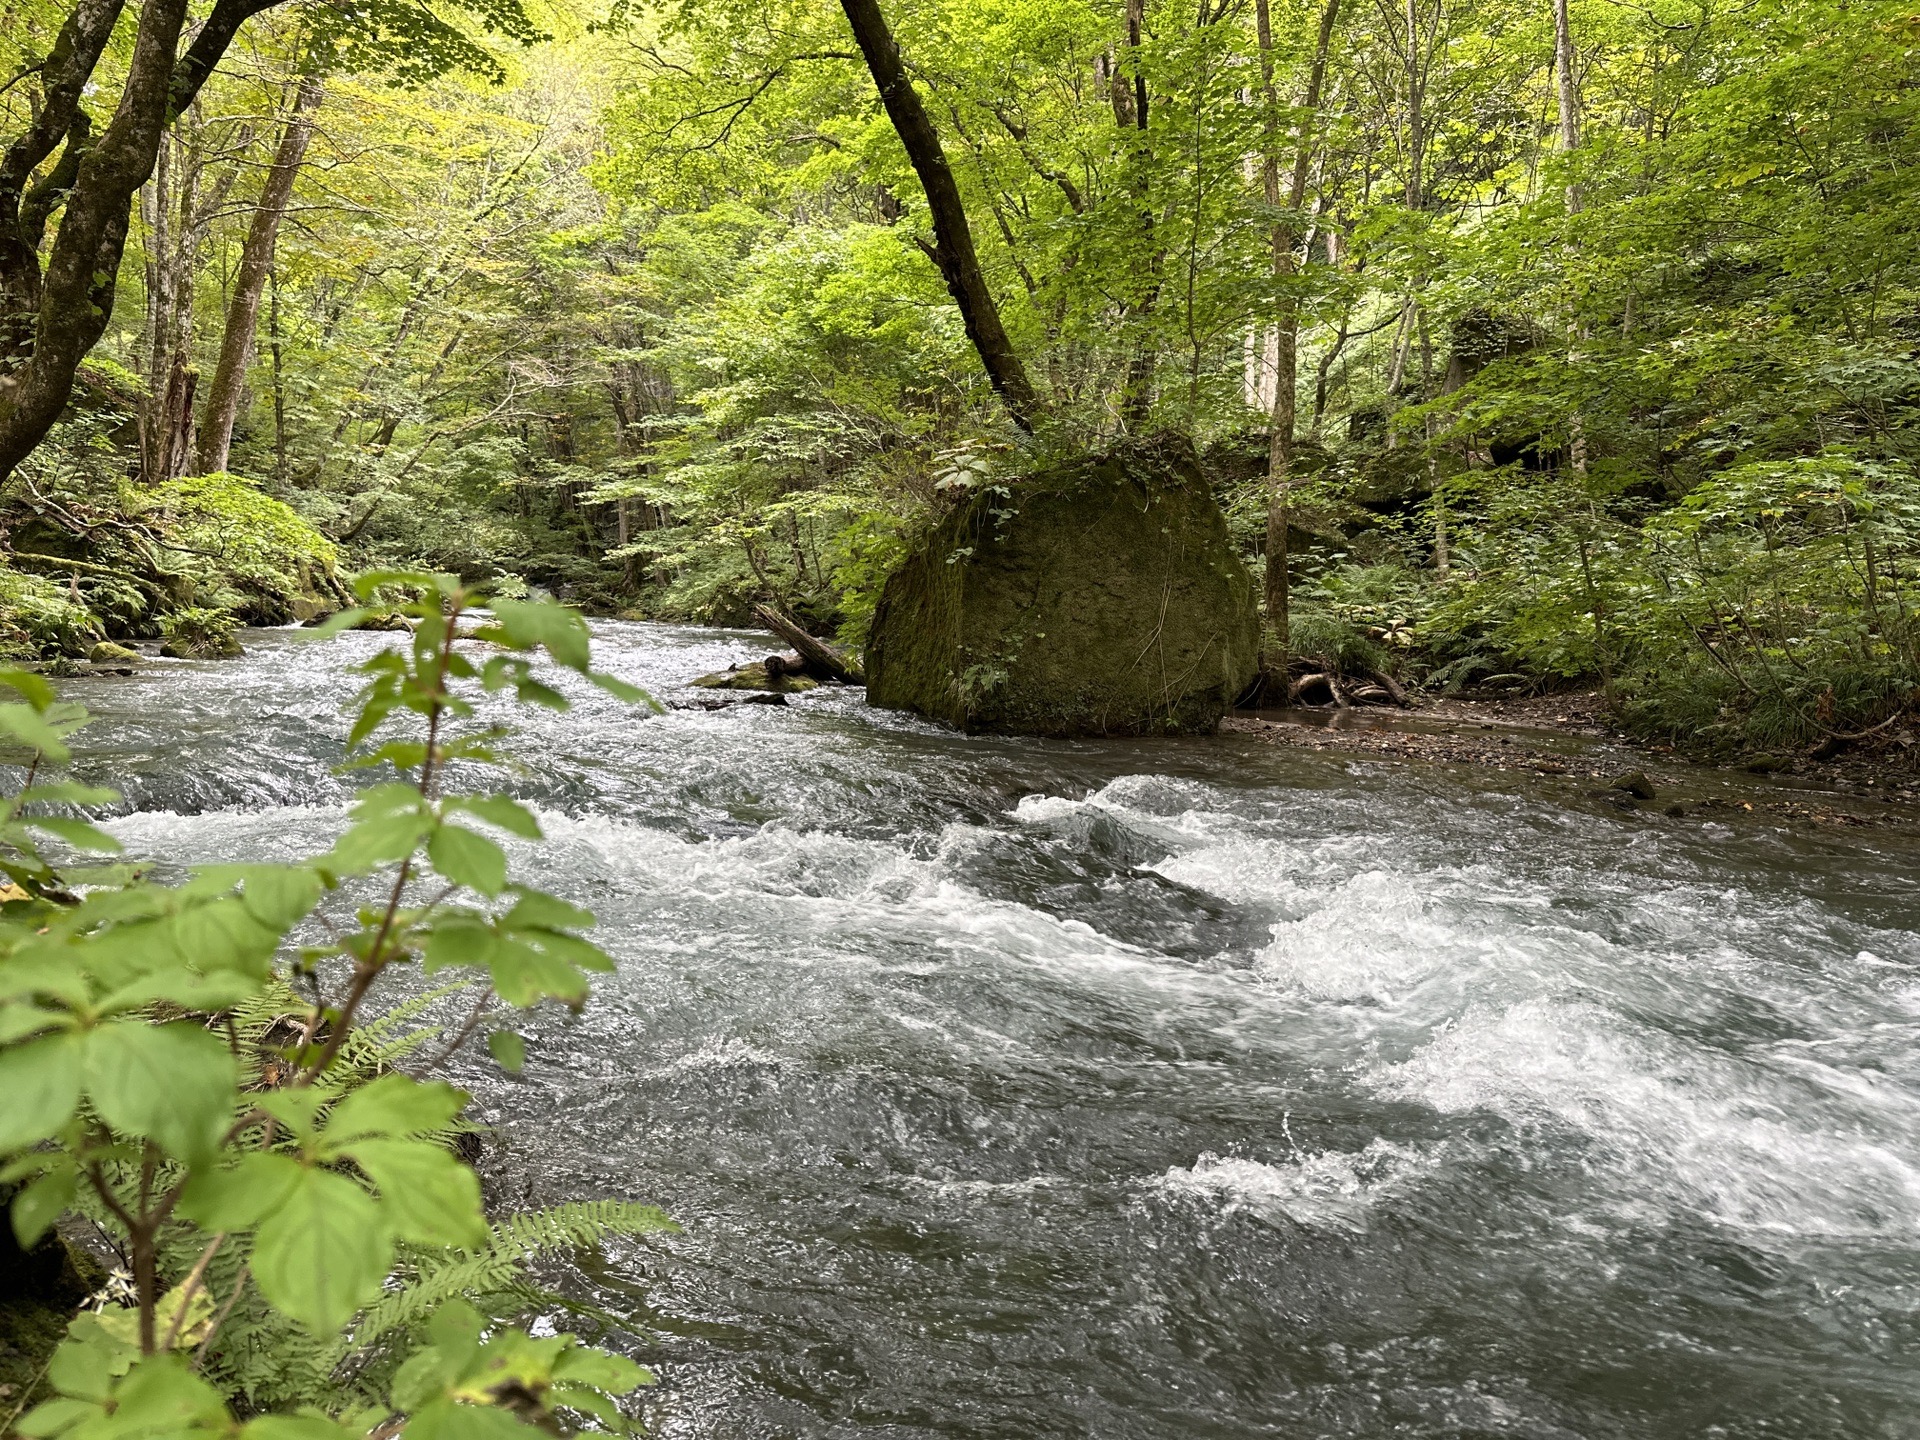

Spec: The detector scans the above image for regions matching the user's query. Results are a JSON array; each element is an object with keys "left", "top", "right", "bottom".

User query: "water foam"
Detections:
[
  {"left": 1382, "top": 998, "right": 1920, "bottom": 1239},
  {"left": 1155, "top": 1138, "right": 1439, "bottom": 1232}
]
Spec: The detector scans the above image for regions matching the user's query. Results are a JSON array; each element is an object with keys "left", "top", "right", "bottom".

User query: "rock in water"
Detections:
[
  {"left": 690, "top": 660, "right": 819, "bottom": 693},
  {"left": 866, "top": 438, "right": 1258, "bottom": 736}
]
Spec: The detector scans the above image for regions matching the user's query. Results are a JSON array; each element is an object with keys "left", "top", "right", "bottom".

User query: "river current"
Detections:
[{"left": 60, "top": 621, "right": 1920, "bottom": 1438}]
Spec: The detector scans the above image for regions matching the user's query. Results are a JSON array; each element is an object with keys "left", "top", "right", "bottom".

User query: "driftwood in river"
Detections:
[{"left": 752, "top": 605, "right": 865, "bottom": 685}]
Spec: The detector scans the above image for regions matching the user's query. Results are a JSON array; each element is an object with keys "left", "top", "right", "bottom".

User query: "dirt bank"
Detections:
[{"left": 1225, "top": 690, "right": 1920, "bottom": 830}]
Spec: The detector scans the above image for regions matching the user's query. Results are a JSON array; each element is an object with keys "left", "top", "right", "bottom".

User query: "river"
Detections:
[{"left": 61, "top": 621, "right": 1920, "bottom": 1438}]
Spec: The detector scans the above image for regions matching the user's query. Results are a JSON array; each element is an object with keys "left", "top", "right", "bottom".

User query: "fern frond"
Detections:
[{"left": 339, "top": 1200, "right": 676, "bottom": 1358}]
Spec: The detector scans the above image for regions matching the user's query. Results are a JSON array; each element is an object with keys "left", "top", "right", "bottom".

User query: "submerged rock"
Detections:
[
  {"left": 866, "top": 438, "right": 1258, "bottom": 736},
  {"left": 1609, "top": 769, "right": 1657, "bottom": 800}
]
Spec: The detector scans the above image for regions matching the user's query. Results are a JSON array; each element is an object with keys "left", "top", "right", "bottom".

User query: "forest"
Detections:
[
  {"left": 2, "top": 0, "right": 1918, "bottom": 1432},
  {"left": 0, "top": 0, "right": 1912, "bottom": 751}
]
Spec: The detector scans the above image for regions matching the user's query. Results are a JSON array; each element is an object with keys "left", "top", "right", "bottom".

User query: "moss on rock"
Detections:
[
  {"left": 691, "top": 662, "right": 819, "bottom": 693},
  {"left": 0, "top": 1200, "right": 105, "bottom": 1410},
  {"left": 142, "top": 473, "right": 350, "bottom": 624},
  {"left": 866, "top": 437, "right": 1258, "bottom": 736}
]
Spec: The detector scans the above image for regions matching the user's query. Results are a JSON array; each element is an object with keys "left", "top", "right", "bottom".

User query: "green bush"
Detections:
[
  {"left": 158, "top": 606, "right": 244, "bottom": 659},
  {"left": 0, "top": 569, "right": 103, "bottom": 660},
  {"left": 0, "top": 583, "right": 667, "bottom": 1435}
]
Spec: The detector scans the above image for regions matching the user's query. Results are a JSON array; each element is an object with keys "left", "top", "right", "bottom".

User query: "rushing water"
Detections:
[{"left": 60, "top": 622, "right": 1920, "bottom": 1438}]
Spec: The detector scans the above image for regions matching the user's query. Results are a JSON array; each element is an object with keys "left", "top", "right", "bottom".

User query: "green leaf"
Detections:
[
  {"left": 553, "top": 1343, "right": 650, "bottom": 1393},
  {"left": 591, "top": 669, "right": 661, "bottom": 710},
  {"left": 84, "top": 1021, "right": 236, "bottom": 1162},
  {"left": 242, "top": 1417, "right": 368, "bottom": 1439},
  {"left": 252, "top": 1168, "right": 391, "bottom": 1332},
  {"left": 239, "top": 866, "right": 326, "bottom": 930},
  {"left": 448, "top": 795, "right": 543, "bottom": 839},
  {"left": 94, "top": 966, "right": 262, "bottom": 1017},
  {"left": 486, "top": 598, "right": 591, "bottom": 670},
  {"left": 351, "top": 568, "right": 440, "bottom": 600},
  {"left": 328, "top": 811, "right": 432, "bottom": 872},
  {"left": 0, "top": 668, "right": 57, "bottom": 710},
  {"left": 348, "top": 1138, "right": 487, "bottom": 1246},
  {"left": 302, "top": 607, "right": 372, "bottom": 639},
  {"left": 16, "top": 782, "right": 120, "bottom": 807},
  {"left": 0, "top": 704, "right": 70, "bottom": 761},
  {"left": 44, "top": 1315, "right": 137, "bottom": 1403},
  {"left": 10, "top": 1162, "right": 76, "bottom": 1248},
  {"left": 510, "top": 677, "right": 570, "bottom": 710},
  {"left": 429, "top": 823, "right": 508, "bottom": 896},
  {"left": 424, "top": 916, "right": 501, "bottom": 975},
  {"left": 427, "top": 1297, "right": 484, "bottom": 1356},
  {"left": 323, "top": 1072, "right": 467, "bottom": 1143},
  {"left": 487, "top": 1029, "right": 525, "bottom": 1073},
  {"left": 24, "top": 818, "right": 121, "bottom": 853},
  {"left": 14, "top": 1397, "right": 98, "bottom": 1436},
  {"left": 178, "top": 1152, "right": 306, "bottom": 1230},
  {"left": 257, "top": 1088, "right": 327, "bottom": 1138},
  {"left": 0, "top": 1033, "right": 82, "bottom": 1151},
  {"left": 353, "top": 783, "right": 431, "bottom": 820},
  {"left": 520, "top": 928, "right": 614, "bottom": 973},
  {"left": 403, "top": 1398, "right": 544, "bottom": 1440},
  {"left": 84, "top": 1351, "right": 227, "bottom": 1427},
  {"left": 0, "top": 1003, "right": 63, "bottom": 1044},
  {"left": 0, "top": 951, "right": 92, "bottom": 1007},
  {"left": 503, "top": 890, "right": 594, "bottom": 931},
  {"left": 487, "top": 938, "right": 589, "bottom": 1008},
  {"left": 170, "top": 897, "right": 284, "bottom": 976}
]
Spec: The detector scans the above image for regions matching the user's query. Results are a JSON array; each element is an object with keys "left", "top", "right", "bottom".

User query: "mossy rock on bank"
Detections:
[
  {"left": 143, "top": 473, "right": 351, "bottom": 624},
  {"left": 1, "top": 1193, "right": 105, "bottom": 1409},
  {"left": 866, "top": 438, "right": 1258, "bottom": 736}
]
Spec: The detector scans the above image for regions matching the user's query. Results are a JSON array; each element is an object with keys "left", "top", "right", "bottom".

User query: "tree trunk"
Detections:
[
  {"left": 156, "top": 351, "right": 196, "bottom": 481},
  {"left": 1554, "top": 0, "right": 1589, "bottom": 475},
  {"left": 1404, "top": 0, "right": 1424, "bottom": 212},
  {"left": 837, "top": 0, "right": 1041, "bottom": 432},
  {"left": 268, "top": 269, "right": 290, "bottom": 485},
  {"left": 0, "top": 0, "right": 269, "bottom": 482},
  {"left": 1256, "top": 0, "right": 1342, "bottom": 646},
  {"left": 1553, "top": 0, "right": 1582, "bottom": 212},
  {"left": 196, "top": 73, "right": 322, "bottom": 476}
]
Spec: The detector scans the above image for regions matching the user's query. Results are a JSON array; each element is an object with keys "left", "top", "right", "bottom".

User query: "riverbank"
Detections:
[{"left": 1225, "top": 689, "right": 1920, "bottom": 830}]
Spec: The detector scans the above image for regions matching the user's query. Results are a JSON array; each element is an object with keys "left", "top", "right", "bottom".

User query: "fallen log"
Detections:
[
  {"left": 1366, "top": 668, "right": 1411, "bottom": 707},
  {"left": 753, "top": 604, "right": 865, "bottom": 685},
  {"left": 1289, "top": 672, "right": 1332, "bottom": 703}
]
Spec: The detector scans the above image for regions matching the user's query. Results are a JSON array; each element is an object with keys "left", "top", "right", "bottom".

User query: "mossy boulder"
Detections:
[
  {"left": 866, "top": 438, "right": 1258, "bottom": 736},
  {"left": 691, "top": 660, "right": 819, "bottom": 693},
  {"left": 1, "top": 1193, "right": 105, "bottom": 1410},
  {"left": 142, "top": 473, "right": 351, "bottom": 624}
]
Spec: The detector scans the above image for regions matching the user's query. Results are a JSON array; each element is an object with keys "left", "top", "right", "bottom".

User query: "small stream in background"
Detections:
[{"left": 58, "top": 622, "right": 1920, "bottom": 1438}]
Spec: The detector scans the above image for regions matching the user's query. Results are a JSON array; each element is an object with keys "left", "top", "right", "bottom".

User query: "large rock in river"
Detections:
[{"left": 866, "top": 439, "right": 1258, "bottom": 736}]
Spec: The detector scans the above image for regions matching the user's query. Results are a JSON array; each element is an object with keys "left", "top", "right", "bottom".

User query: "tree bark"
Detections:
[
  {"left": 196, "top": 73, "right": 322, "bottom": 476},
  {"left": 1256, "top": 0, "right": 1342, "bottom": 646},
  {"left": 1553, "top": 0, "right": 1582, "bottom": 212},
  {"left": 837, "top": 0, "right": 1041, "bottom": 432},
  {"left": 0, "top": 0, "right": 286, "bottom": 481}
]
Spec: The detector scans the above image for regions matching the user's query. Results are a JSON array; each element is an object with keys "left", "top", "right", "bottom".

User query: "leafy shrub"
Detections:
[
  {"left": 158, "top": 606, "right": 243, "bottom": 659},
  {"left": 0, "top": 570, "right": 103, "bottom": 659},
  {"left": 0, "top": 580, "right": 666, "bottom": 1435},
  {"left": 1284, "top": 609, "right": 1390, "bottom": 676}
]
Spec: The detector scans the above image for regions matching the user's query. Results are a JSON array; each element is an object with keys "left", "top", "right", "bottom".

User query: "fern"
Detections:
[{"left": 342, "top": 1201, "right": 678, "bottom": 1357}]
